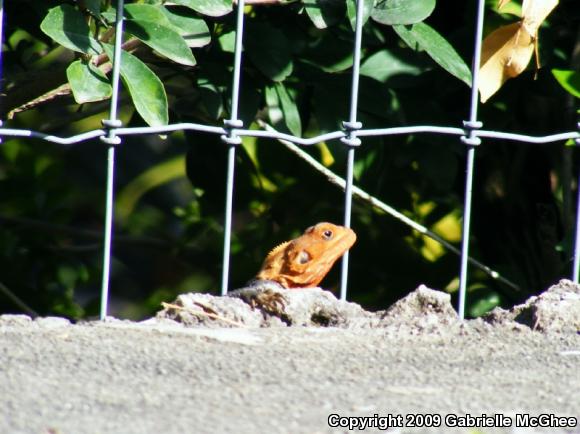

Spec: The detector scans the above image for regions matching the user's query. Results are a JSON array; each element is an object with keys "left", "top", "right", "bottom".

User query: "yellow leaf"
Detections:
[
  {"left": 317, "top": 142, "right": 335, "bottom": 167},
  {"left": 521, "top": 0, "right": 558, "bottom": 35},
  {"left": 479, "top": 22, "right": 534, "bottom": 103},
  {"left": 498, "top": 0, "right": 512, "bottom": 10},
  {"left": 479, "top": 0, "right": 558, "bottom": 103}
]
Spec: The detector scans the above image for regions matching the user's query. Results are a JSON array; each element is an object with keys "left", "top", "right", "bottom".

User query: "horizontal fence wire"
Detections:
[
  {"left": 0, "top": 126, "right": 577, "bottom": 146},
  {"left": 0, "top": 0, "right": 579, "bottom": 319}
]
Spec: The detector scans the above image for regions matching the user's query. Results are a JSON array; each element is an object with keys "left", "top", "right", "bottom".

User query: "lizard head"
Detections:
[{"left": 257, "top": 222, "right": 356, "bottom": 288}]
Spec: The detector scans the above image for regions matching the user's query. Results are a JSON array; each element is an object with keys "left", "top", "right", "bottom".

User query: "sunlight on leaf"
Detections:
[
  {"left": 40, "top": 5, "right": 101, "bottom": 55},
  {"left": 413, "top": 204, "right": 462, "bottom": 262},
  {"left": 521, "top": 0, "right": 558, "bottom": 35},
  {"left": 124, "top": 20, "right": 196, "bottom": 66},
  {"left": 420, "top": 233, "right": 445, "bottom": 262},
  {"left": 303, "top": 0, "right": 345, "bottom": 29},
  {"left": 360, "top": 48, "right": 424, "bottom": 83},
  {"left": 172, "top": 0, "right": 232, "bottom": 17},
  {"left": 317, "top": 143, "right": 335, "bottom": 167},
  {"left": 479, "top": 23, "right": 534, "bottom": 102},
  {"left": 103, "top": 44, "right": 168, "bottom": 127},
  {"left": 468, "top": 286, "right": 502, "bottom": 317},
  {"left": 241, "top": 134, "right": 279, "bottom": 193},
  {"left": 371, "top": 0, "right": 435, "bottom": 26},
  {"left": 498, "top": 0, "right": 512, "bottom": 9},
  {"left": 161, "top": 8, "right": 211, "bottom": 48},
  {"left": 67, "top": 60, "right": 112, "bottom": 104},
  {"left": 394, "top": 23, "right": 471, "bottom": 86},
  {"left": 265, "top": 83, "right": 302, "bottom": 136},
  {"left": 276, "top": 84, "right": 302, "bottom": 137},
  {"left": 552, "top": 69, "right": 580, "bottom": 99},
  {"left": 346, "top": 0, "right": 373, "bottom": 31}
]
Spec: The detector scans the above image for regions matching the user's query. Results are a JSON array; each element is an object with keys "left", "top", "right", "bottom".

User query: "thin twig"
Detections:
[
  {"left": 161, "top": 302, "right": 246, "bottom": 327},
  {"left": 256, "top": 119, "right": 521, "bottom": 292},
  {"left": 0, "top": 281, "right": 38, "bottom": 317}
]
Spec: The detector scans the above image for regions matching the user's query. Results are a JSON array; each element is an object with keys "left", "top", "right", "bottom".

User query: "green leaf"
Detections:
[
  {"left": 238, "top": 85, "right": 262, "bottom": 128},
  {"left": 394, "top": 23, "right": 472, "bottom": 86},
  {"left": 360, "top": 48, "right": 425, "bottom": 84},
  {"left": 117, "top": 155, "right": 186, "bottom": 223},
  {"left": 124, "top": 20, "right": 196, "bottom": 66},
  {"left": 103, "top": 4, "right": 170, "bottom": 25},
  {"left": 218, "top": 31, "right": 236, "bottom": 53},
  {"left": 371, "top": 0, "right": 435, "bottom": 25},
  {"left": 276, "top": 84, "right": 302, "bottom": 137},
  {"left": 82, "top": 0, "right": 102, "bottom": 16},
  {"left": 346, "top": 0, "right": 374, "bottom": 31},
  {"left": 57, "top": 264, "right": 84, "bottom": 291},
  {"left": 357, "top": 76, "right": 395, "bottom": 118},
  {"left": 265, "top": 83, "right": 302, "bottom": 136},
  {"left": 198, "top": 83, "right": 224, "bottom": 120},
  {"left": 66, "top": 60, "right": 112, "bottom": 104},
  {"left": 171, "top": 0, "right": 232, "bottom": 17},
  {"left": 301, "top": 31, "right": 353, "bottom": 73},
  {"left": 105, "top": 3, "right": 210, "bottom": 49},
  {"left": 40, "top": 5, "right": 102, "bottom": 55},
  {"left": 124, "top": 4, "right": 170, "bottom": 22},
  {"left": 467, "top": 287, "right": 502, "bottom": 317},
  {"left": 552, "top": 69, "right": 580, "bottom": 99},
  {"left": 393, "top": 23, "right": 416, "bottom": 46},
  {"left": 303, "top": 0, "right": 346, "bottom": 29},
  {"left": 103, "top": 44, "right": 168, "bottom": 127},
  {"left": 246, "top": 22, "right": 293, "bottom": 82},
  {"left": 161, "top": 7, "right": 211, "bottom": 48}
]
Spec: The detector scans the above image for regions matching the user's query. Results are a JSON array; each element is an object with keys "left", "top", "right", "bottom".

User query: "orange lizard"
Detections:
[
  {"left": 229, "top": 222, "right": 356, "bottom": 316},
  {"left": 255, "top": 222, "right": 357, "bottom": 288}
]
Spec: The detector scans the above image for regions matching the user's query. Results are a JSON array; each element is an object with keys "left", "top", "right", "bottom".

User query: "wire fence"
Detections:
[{"left": 1, "top": 0, "right": 579, "bottom": 320}]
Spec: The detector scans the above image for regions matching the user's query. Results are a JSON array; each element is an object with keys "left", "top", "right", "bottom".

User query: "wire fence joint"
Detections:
[{"left": 461, "top": 120, "right": 483, "bottom": 146}]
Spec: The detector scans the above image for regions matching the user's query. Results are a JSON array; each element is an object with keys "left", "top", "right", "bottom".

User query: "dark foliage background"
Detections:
[{"left": 0, "top": 0, "right": 578, "bottom": 319}]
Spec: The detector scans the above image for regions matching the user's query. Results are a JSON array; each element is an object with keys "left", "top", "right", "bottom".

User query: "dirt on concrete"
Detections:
[{"left": 0, "top": 280, "right": 579, "bottom": 434}]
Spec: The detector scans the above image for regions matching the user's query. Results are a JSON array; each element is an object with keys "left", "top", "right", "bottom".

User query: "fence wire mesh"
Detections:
[{"left": 0, "top": 0, "right": 579, "bottom": 320}]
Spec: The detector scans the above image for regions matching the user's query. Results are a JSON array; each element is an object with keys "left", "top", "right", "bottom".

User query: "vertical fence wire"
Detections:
[
  {"left": 573, "top": 123, "right": 580, "bottom": 282},
  {"left": 221, "top": 143, "right": 237, "bottom": 296},
  {"left": 99, "top": 0, "right": 125, "bottom": 320},
  {"left": 458, "top": 0, "right": 486, "bottom": 320},
  {"left": 0, "top": 0, "right": 4, "bottom": 142},
  {"left": 338, "top": 0, "right": 365, "bottom": 301},
  {"left": 220, "top": 0, "right": 246, "bottom": 296},
  {"left": 340, "top": 149, "right": 355, "bottom": 301},
  {"left": 573, "top": 171, "right": 580, "bottom": 282}
]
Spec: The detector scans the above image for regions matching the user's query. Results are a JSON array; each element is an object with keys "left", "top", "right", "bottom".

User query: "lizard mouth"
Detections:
[{"left": 337, "top": 227, "right": 357, "bottom": 250}]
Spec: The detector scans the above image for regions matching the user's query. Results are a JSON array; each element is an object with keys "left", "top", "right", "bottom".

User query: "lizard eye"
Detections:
[{"left": 322, "top": 230, "right": 333, "bottom": 240}]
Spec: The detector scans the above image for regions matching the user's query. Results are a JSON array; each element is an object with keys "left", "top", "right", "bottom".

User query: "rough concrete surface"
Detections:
[{"left": 1, "top": 280, "right": 579, "bottom": 434}]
